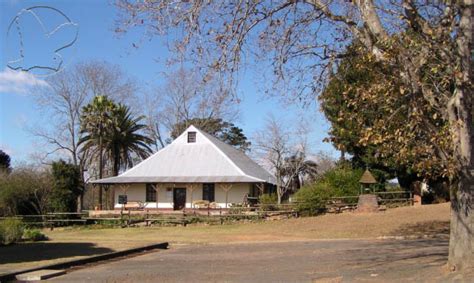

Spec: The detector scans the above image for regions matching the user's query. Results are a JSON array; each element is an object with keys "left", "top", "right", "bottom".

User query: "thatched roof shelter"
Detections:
[{"left": 359, "top": 169, "right": 377, "bottom": 184}]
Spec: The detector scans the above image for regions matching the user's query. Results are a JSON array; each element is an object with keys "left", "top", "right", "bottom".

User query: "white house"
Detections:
[{"left": 92, "top": 125, "right": 276, "bottom": 210}]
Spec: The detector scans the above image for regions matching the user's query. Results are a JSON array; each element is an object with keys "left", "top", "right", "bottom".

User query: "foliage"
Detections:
[
  {"left": 0, "top": 167, "right": 53, "bottom": 216},
  {"left": 0, "top": 150, "right": 11, "bottom": 173},
  {"left": 320, "top": 44, "right": 398, "bottom": 183},
  {"left": 36, "top": 61, "right": 136, "bottom": 167},
  {"left": 281, "top": 153, "right": 319, "bottom": 192},
  {"left": 294, "top": 166, "right": 364, "bottom": 215},
  {"left": 320, "top": 43, "right": 454, "bottom": 181},
  {"left": 80, "top": 95, "right": 118, "bottom": 177},
  {"left": 51, "top": 160, "right": 83, "bottom": 212},
  {"left": 316, "top": 166, "right": 364, "bottom": 197},
  {"left": 170, "top": 118, "right": 251, "bottom": 152},
  {"left": 22, "top": 228, "right": 48, "bottom": 242},
  {"left": 293, "top": 185, "right": 330, "bottom": 216},
  {"left": 80, "top": 96, "right": 153, "bottom": 177},
  {"left": 106, "top": 104, "right": 153, "bottom": 175},
  {"left": 0, "top": 218, "right": 24, "bottom": 245},
  {"left": 258, "top": 193, "right": 278, "bottom": 211},
  {"left": 0, "top": 164, "right": 84, "bottom": 215}
]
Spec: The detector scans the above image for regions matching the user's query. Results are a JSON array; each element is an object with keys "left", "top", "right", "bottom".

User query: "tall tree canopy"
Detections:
[
  {"left": 51, "top": 160, "right": 83, "bottom": 212},
  {"left": 80, "top": 95, "right": 116, "bottom": 209},
  {"left": 117, "top": 0, "right": 473, "bottom": 270},
  {"left": 319, "top": 43, "right": 449, "bottom": 187},
  {"left": 170, "top": 118, "right": 251, "bottom": 152},
  {"left": 80, "top": 96, "right": 153, "bottom": 177},
  {"left": 80, "top": 96, "right": 152, "bottom": 208},
  {"left": 107, "top": 104, "right": 153, "bottom": 176},
  {"left": 0, "top": 167, "right": 53, "bottom": 216},
  {"left": 0, "top": 150, "right": 11, "bottom": 173}
]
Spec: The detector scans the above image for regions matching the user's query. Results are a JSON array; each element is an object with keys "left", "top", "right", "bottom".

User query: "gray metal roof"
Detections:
[{"left": 92, "top": 125, "right": 276, "bottom": 185}]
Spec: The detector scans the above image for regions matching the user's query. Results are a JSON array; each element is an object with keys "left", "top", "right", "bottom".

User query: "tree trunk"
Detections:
[
  {"left": 77, "top": 194, "right": 83, "bottom": 212},
  {"left": 448, "top": 173, "right": 474, "bottom": 271},
  {"left": 98, "top": 132, "right": 103, "bottom": 210},
  {"left": 447, "top": 0, "right": 473, "bottom": 271}
]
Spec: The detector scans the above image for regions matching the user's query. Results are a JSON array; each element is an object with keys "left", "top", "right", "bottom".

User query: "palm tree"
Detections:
[
  {"left": 107, "top": 104, "right": 153, "bottom": 176},
  {"left": 79, "top": 95, "right": 116, "bottom": 209},
  {"left": 80, "top": 97, "right": 153, "bottom": 209},
  {"left": 282, "top": 153, "right": 319, "bottom": 193}
]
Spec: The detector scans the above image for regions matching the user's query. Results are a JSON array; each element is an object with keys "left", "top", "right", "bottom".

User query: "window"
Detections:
[
  {"left": 202, "top": 183, "right": 215, "bottom": 202},
  {"left": 146, "top": 184, "right": 157, "bottom": 202},
  {"left": 188, "top": 131, "right": 196, "bottom": 143}
]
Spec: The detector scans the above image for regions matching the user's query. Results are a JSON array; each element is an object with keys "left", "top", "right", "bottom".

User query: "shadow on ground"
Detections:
[
  {"left": 348, "top": 238, "right": 449, "bottom": 268},
  {"left": 390, "top": 220, "right": 450, "bottom": 236},
  {"left": 0, "top": 242, "right": 113, "bottom": 264},
  {"left": 318, "top": 237, "right": 451, "bottom": 281}
]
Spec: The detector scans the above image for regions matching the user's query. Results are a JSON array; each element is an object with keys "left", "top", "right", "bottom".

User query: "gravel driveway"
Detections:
[{"left": 49, "top": 238, "right": 459, "bottom": 282}]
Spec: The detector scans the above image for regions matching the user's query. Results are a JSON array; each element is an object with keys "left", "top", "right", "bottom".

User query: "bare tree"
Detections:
[
  {"left": 143, "top": 68, "right": 239, "bottom": 148},
  {"left": 164, "top": 68, "right": 238, "bottom": 130},
  {"left": 116, "top": 1, "right": 473, "bottom": 269},
  {"left": 32, "top": 61, "right": 137, "bottom": 210},
  {"left": 312, "top": 150, "right": 336, "bottom": 177},
  {"left": 142, "top": 91, "right": 166, "bottom": 150},
  {"left": 254, "top": 115, "right": 312, "bottom": 204}
]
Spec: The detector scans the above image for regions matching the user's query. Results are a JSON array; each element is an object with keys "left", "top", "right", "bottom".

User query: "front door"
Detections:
[{"left": 173, "top": 188, "right": 186, "bottom": 210}]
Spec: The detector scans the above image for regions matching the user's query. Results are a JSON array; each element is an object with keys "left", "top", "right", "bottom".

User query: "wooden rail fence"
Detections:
[{"left": 0, "top": 191, "right": 413, "bottom": 227}]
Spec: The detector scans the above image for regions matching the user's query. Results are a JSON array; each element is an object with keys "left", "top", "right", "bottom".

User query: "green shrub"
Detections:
[
  {"left": 294, "top": 166, "right": 364, "bottom": 215},
  {"left": 22, "top": 229, "right": 48, "bottom": 241},
  {"left": 294, "top": 183, "right": 331, "bottom": 216},
  {"left": 0, "top": 218, "right": 24, "bottom": 245},
  {"left": 320, "top": 166, "right": 363, "bottom": 197},
  {"left": 259, "top": 193, "right": 278, "bottom": 211}
]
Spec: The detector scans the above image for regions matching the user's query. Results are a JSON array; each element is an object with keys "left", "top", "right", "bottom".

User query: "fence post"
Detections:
[
  {"left": 49, "top": 214, "right": 54, "bottom": 231},
  {"left": 146, "top": 210, "right": 149, "bottom": 226}
]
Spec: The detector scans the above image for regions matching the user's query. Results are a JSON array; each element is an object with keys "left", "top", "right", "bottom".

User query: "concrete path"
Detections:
[{"left": 49, "top": 238, "right": 462, "bottom": 282}]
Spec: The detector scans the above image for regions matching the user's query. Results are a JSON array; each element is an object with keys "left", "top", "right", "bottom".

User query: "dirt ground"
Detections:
[
  {"left": 0, "top": 203, "right": 451, "bottom": 275},
  {"left": 46, "top": 202, "right": 451, "bottom": 244},
  {"left": 48, "top": 239, "right": 470, "bottom": 283}
]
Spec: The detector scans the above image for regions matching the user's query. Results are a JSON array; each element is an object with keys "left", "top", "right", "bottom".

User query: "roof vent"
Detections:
[{"left": 187, "top": 131, "right": 196, "bottom": 143}]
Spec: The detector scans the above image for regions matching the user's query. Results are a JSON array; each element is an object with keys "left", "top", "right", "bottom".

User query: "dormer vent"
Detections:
[{"left": 187, "top": 131, "right": 196, "bottom": 143}]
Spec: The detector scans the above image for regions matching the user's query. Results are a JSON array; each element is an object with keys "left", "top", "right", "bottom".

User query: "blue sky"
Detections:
[{"left": 0, "top": 0, "right": 336, "bottom": 165}]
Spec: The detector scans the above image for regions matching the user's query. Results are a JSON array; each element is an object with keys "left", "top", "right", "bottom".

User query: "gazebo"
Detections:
[
  {"left": 359, "top": 169, "right": 377, "bottom": 193},
  {"left": 357, "top": 169, "right": 379, "bottom": 213}
]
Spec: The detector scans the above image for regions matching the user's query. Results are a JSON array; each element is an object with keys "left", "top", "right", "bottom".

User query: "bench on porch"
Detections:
[
  {"left": 123, "top": 201, "right": 146, "bottom": 211},
  {"left": 192, "top": 200, "right": 221, "bottom": 209}
]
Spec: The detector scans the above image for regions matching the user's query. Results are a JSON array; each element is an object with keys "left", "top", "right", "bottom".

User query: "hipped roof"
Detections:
[
  {"left": 92, "top": 125, "right": 276, "bottom": 185},
  {"left": 359, "top": 169, "right": 377, "bottom": 184}
]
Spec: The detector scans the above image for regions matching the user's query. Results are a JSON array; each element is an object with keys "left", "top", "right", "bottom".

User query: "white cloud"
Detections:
[{"left": 0, "top": 68, "right": 49, "bottom": 94}]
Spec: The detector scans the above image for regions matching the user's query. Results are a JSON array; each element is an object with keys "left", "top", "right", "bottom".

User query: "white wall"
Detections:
[{"left": 113, "top": 183, "right": 252, "bottom": 209}]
